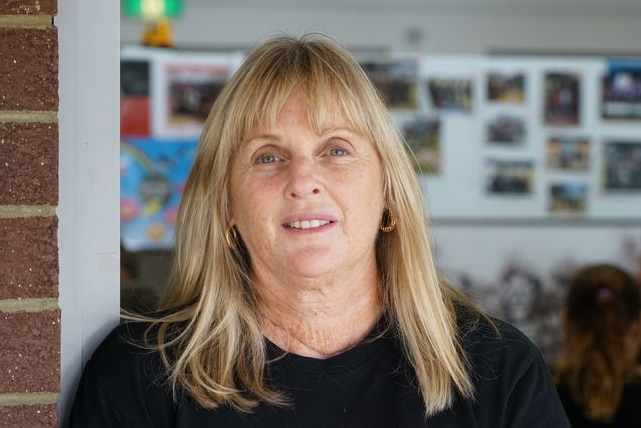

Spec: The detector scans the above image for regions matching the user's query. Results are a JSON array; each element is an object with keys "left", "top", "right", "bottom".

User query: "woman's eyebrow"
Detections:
[
  {"left": 242, "top": 132, "right": 280, "bottom": 146},
  {"left": 319, "top": 125, "right": 358, "bottom": 136}
]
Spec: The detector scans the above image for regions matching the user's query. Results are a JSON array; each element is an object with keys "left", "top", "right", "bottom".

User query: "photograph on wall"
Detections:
[
  {"left": 426, "top": 77, "right": 473, "bottom": 112},
  {"left": 487, "top": 71, "right": 526, "bottom": 104},
  {"left": 398, "top": 115, "right": 441, "bottom": 175},
  {"left": 543, "top": 71, "right": 581, "bottom": 126},
  {"left": 485, "top": 158, "right": 534, "bottom": 195},
  {"left": 121, "top": 59, "right": 151, "bottom": 137},
  {"left": 548, "top": 181, "right": 588, "bottom": 214},
  {"left": 359, "top": 57, "right": 419, "bottom": 110},
  {"left": 601, "top": 61, "right": 641, "bottom": 120},
  {"left": 155, "top": 55, "right": 240, "bottom": 138},
  {"left": 602, "top": 140, "right": 641, "bottom": 191},
  {"left": 120, "top": 138, "right": 198, "bottom": 251},
  {"left": 545, "top": 135, "right": 590, "bottom": 171},
  {"left": 485, "top": 113, "right": 526, "bottom": 146}
]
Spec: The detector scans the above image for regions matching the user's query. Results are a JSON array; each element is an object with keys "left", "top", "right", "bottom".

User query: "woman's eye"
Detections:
[
  {"left": 329, "top": 147, "right": 347, "bottom": 156},
  {"left": 257, "top": 153, "right": 278, "bottom": 164}
]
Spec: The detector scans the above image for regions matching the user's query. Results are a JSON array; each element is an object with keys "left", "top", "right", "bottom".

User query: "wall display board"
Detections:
[
  {"left": 361, "top": 55, "right": 641, "bottom": 221},
  {"left": 121, "top": 47, "right": 641, "bottom": 230}
]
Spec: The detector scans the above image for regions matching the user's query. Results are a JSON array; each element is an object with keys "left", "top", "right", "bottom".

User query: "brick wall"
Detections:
[{"left": 0, "top": 1, "right": 60, "bottom": 427}]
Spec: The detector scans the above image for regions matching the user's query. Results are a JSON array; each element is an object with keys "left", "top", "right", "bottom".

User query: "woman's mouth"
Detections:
[{"left": 284, "top": 220, "right": 332, "bottom": 230}]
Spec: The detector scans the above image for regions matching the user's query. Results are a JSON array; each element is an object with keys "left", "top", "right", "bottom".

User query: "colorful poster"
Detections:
[{"left": 120, "top": 139, "right": 198, "bottom": 251}]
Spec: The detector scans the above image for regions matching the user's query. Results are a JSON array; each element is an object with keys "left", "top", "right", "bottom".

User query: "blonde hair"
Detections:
[
  {"left": 150, "top": 33, "right": 475, "bottom": 415},
  {"left": 555, "top": 263, "right": 641, "bottom": 423}
]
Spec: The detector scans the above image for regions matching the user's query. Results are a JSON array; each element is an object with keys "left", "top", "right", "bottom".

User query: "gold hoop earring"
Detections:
[
  {"left": 379, "top": 209, "right": 396, "bottom": 233},
  {"left": 225, "top": 226, "right": 238, "bottom": 249}
]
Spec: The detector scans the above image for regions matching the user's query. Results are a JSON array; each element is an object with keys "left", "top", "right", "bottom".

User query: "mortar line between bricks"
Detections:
[
  {"left": 0, "top": 111, "right": 57, "bottom": 123},
  {"left": 0, "top": 298, "right": 59, "bottom": 313},
  {"left": 0, "top": 206, "right": 56, "bottom": 218},
  {"left": 0, "top": 15, "right": 53, "bottom": 28},
  {"left": 0, "top": 392, "right": 58, "bottom": 406}
]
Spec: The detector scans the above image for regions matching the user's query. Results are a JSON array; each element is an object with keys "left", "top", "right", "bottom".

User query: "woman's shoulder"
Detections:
[
  {"left": 455, "top": 304, "right": 545, "bottom": 373},
  {"left": 87, "top": 320, "right": 160, "bottom": 366},
  {"left": 69, "top": 320, "right": 174, "bottom": 426},
  {"left": 456, "top": 302, "right": 535, "bottom": 343},
  {"left": 448, "top": 303, "right": 571, "bottom": 427},
  {"left": 79, "top": 320, "right": 169, "bottom": 393}
]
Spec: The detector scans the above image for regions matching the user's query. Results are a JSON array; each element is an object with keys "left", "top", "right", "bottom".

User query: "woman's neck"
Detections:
[{"left": 256, "top": 272, "right": 384, "bottom": 359}]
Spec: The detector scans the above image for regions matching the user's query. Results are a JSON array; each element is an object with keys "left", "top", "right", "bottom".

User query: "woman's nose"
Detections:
[{"left": 284, "top": 157, "right": 322, "bottom": 198}]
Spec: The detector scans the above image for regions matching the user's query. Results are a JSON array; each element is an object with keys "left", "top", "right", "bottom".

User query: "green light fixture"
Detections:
[{"left": 123, "top": 0, "right": 183, "bottom": 19}]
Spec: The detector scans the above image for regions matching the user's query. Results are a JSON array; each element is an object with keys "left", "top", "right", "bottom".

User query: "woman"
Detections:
[
  {"left": 69, "top": 34, "right": 569, "bottom": 427},
  {"left": 554, "top": 263, "right": 641, "bottom": 427}
]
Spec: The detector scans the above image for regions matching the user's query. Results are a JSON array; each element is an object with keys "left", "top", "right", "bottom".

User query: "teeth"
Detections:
[{"left": 288, "top": 220, "right": 330, "bottom": 229}]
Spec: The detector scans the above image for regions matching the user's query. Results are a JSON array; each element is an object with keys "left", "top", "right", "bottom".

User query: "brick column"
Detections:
[{"left": 0, "top": 1, "right": 60, "bottom": 427}]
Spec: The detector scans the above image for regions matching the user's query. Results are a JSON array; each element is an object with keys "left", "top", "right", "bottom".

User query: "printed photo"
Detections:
[
  {"left": 545, "top": 136, "right": 590, "bottom": 171},
  {"left": 548, "top": 181, "right": 588, "bottom": 214},
  {"left": 426, "top": 77, "right": 473, "bottom": 112},
  {"left": 485, "top": 158, "right": 534, "bottom": 195},
  {"left": 485, "top": 114, "right": 526, "bottom": 146},
  {"left": 602, "top": 140, "right": 641, "bottom": 191},
  {"left": 487, "top": 72, "right": 526, "bottom": 104},
  {"left": 121, "top": 59, "right": 151, "bottom": 137},
  {"left": 166, "top": 63, "right": 228, "bottom": 127},
  {"left": 360, "top": 58, "right": 419, "bottom": 109},
  {"left": 602, "top": 65, "right": 641, "bottom": 120},
  {"left": 543, "top": 72, "right": 581, "bottom": 126},
  {"left": 400, "top": 115, "right": 441, "bottom": 174},
  {"left": 155, "top": 54, "right": 242, "bottom": 138}
]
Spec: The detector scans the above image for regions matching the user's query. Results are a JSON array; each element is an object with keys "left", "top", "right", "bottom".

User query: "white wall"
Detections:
[
  {"left": 121, "top": 1, "right": 641, "bottom": 55},
  {"left": 58, "top": 0, "right": 121, "bottom": 425}
]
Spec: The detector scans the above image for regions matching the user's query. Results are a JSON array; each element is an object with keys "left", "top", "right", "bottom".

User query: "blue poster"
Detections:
[{"left": 120, "top": 138, "right": 198, "bottom": 251}]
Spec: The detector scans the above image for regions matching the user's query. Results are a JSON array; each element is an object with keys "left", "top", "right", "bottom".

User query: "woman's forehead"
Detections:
[{"left": 248, "top": 92, "right": 359, "bottom": 133}]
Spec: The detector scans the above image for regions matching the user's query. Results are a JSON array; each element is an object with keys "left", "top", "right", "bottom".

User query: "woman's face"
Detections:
[{"left": 229, "top": 92, "right": 385, "bottom": 284}]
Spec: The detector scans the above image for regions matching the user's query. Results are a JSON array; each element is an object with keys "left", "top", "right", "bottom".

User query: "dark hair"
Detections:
[
  {"left": 565, "top": 264, "right": 640, "bottom": 333},
  {"left": 555, "top": 263, "right": 641, "bottom": 423}
]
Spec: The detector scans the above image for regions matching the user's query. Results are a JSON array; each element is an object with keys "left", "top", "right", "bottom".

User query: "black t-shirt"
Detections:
[
  {"left": 69, "top": 310, "right": 571, "bottom": 427},
  {"left": 556, "top": 376, "right": 641, "bottom": 427}
]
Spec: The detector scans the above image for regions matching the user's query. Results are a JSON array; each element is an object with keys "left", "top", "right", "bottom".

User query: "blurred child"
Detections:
[{"left": 554, "top": 263, "right": 641, "bottom": 427}]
